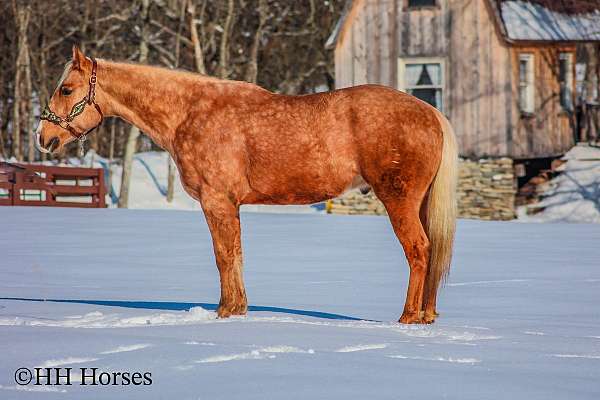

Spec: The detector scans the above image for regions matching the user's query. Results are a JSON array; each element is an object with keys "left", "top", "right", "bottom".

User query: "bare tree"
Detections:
[
  {"left": 218, "top": 0, "right": 235, "bottom": 79},
  {"left": 244, "top": 0, "right": 268, "bottom": 83},
  {"left": 187, "top": 0, "right": 207, "bottom": 74},
  {"left": 580, "top": 43, "right": 600, "bottom": 143},
  {"left": 167, "top": 0, "right": 188, "bottom": 203},
  {"left": 11, "top": 0, "right": 31, "bottom": 161},
  {"left": 118, "top": 0, "right": 151, "bottom": 208}
]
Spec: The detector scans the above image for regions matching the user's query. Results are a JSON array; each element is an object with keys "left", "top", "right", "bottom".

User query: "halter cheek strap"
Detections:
[{"left": 40, "top": 57, "right": 104, "bottom": 142}]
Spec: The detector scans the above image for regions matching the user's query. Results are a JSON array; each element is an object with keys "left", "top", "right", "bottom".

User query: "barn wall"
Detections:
[
  {"left": 509, "top": 45, "right": 576, "bottom": 159},
  {"left": 447, "top": 0, "right": 513, "bottom": 157},
  {"left": 334, "top": 0, "right": 397, "bottom": 88}
]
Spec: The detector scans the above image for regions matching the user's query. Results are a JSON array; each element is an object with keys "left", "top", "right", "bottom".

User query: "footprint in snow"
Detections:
[
  {"left": 100, "top": 343, "right": 152, "bottom": 354},
  {"left": 37, "top": 357, "right": 99, "bottom": 368},
  {"left": 335, "top": 344, "right": 388, "bottom": 353},
  {"left": 194, "top": 345, "right": 314, "bottom": 364}
]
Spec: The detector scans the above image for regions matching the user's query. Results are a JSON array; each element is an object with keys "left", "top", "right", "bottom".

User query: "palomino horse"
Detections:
[{"left": 36, "top": 47, "right": 457, "bottom": 324}]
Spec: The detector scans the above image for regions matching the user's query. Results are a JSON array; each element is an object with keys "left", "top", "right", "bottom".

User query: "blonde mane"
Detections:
[{"left": 54, "top": 61, "right": 73, "bottom": 94}]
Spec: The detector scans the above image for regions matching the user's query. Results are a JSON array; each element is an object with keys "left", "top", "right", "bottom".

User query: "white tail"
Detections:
[{"left": 424, "top": 110, "right": 458, "bottom": 301}]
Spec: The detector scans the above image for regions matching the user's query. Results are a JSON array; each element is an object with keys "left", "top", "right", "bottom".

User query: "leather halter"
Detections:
[{"left": 40, "top": 57, "right": 104, "bottom": 141}]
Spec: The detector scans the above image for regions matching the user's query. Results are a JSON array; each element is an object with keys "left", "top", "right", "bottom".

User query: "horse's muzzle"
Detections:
[{"left": 34, "top": 128, "right": 57, "bottom": 154}]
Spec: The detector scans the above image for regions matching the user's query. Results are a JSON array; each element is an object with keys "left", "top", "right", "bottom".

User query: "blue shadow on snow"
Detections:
[{"left": 0, "top": 297, "right": 374, "bottom": 322}]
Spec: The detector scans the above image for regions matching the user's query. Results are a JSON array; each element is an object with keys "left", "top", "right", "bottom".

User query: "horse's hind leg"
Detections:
[
  {"left": 201, "top": 190, "right": 247, "bottom": 318},
  {"left": 420, "top": 197, "right": 439, "bottom": 323},
  {"left": 381, "top": 194, "right": 430, "bottom": 324}
]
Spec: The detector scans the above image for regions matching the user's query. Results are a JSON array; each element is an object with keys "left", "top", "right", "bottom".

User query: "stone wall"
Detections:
[
  {"left": 328, "top": 158, "right": 517, "bottom": 220},
  {"left": 457, "top": 158, "right": 516, "bottom": 220}
]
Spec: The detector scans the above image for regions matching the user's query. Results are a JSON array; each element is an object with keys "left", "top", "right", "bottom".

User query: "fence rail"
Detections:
[{"left": 0, "top": 162, "right": 106, "bottom": 208}]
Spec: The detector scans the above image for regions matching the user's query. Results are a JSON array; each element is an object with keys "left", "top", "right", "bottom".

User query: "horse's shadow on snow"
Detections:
[{"left": 0, "top": 297, "right": 372, "bottom": 322}]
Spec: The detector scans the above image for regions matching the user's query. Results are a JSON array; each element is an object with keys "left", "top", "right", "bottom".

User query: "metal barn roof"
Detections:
[
  {"left": 326, "top": 0, "right": 600, "bottom": 48},
  {"left": 497, "top": 0, "right": 600, "bottom": 42}
]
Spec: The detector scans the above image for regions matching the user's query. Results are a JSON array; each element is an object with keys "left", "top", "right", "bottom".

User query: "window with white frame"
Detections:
[
  {"left": 398, "top": 58, "right": 444, "bottom": 111},
  {"left": 519, "top": 54, "right": 535, "bottom": 114},
  {"left": 559, "top": 52, "right": 574, "bottom": 111}
]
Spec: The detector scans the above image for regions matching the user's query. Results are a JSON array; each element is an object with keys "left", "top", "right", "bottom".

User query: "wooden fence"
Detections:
[{"left": 0, "top": 162, "right": 106, "bottom": 208}]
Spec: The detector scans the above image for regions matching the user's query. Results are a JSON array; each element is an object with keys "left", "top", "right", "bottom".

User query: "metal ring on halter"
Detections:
[{"left": 39, "top": 57, "right": 104, "bottom": 143}]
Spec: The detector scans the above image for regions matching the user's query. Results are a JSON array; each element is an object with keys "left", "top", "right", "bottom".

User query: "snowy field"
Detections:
[{"left": 1, "top": 207, "right": 599, "bottom": 399}]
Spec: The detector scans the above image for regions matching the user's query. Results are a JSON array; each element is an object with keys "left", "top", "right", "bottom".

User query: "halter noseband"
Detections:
[{"left": 40, "top": 57, "right": 103, "bottom": 142}]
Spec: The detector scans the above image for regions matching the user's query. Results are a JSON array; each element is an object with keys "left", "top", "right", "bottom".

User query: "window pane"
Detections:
[
  {"left": 519, "top": 60, "right": 528, "bottom": 83},
  {"left": 409, "top": 88, "right": 441, "bottom": 109},
  {"left": 405, "top": 63, "right": 442, "bottom": 87},
  {"left": 408, "top": 0, "right": 436, "bottom": 7},
  {"left": 518, "top": 55, "right": 534, "bottom": 113},
  {"left": 559, "top": 59, "right": 567, "bottom": 83},
  {"left": 425, "top": 64, "right": 442, "bottom": 85},
  {"left": 559, "top": 53, "right": 572, "bottom": 110},
  {"left": 417, "top": 66, "right": 433, "bottom": 85},
  {"left": 519, "top": 86, "right": 527, "bottom": 111},
  {"left": 560, "top": 87, "right": 572, "bottom": 110},
  {"left": 405, "top": 64, "right": 423, "bottom": 87}
]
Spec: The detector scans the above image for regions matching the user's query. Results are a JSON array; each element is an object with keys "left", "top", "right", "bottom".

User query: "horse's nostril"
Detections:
[{"left": 46, "top": 136, "right": 60, "bottom": 152}]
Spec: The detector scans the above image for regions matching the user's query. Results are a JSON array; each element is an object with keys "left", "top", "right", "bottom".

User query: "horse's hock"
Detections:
[{"left": 328, "top": 158, "right": 517, "bottom": 221}]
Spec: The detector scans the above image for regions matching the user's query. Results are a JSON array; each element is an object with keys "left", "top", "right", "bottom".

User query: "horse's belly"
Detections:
[
  {"left": 244, "top": 164, "right": 358, "bottom": 205},
  {"left": 243, "top": 122, "right": 360, "bottom": 205}
]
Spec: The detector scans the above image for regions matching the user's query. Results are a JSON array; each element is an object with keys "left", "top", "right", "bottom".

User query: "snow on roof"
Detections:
[{"left": 499, "top": 0, "right": 600, "bottom": 41}]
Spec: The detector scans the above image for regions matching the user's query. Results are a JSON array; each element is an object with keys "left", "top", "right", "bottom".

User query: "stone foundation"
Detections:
[{"left": 328, "top": 158, "right": 517, "bottom": 221}]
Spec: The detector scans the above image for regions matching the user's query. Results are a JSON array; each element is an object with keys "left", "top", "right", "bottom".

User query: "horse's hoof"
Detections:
[
  {"left": 420, "top": 309, "right": 439, "bottom": 324},
  {"left": 422, "top": 313, "right": 437, "bottom": 324},
  {"left": 217, "top": 303, "right": 247, "bottom": 318},
  {"left": 399, "top": 312, "right": 424, "bottom": 324}
]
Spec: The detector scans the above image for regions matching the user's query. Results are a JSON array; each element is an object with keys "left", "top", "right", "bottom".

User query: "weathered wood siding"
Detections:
[
  {"left": 333, "top": 0, "right": 576, "bottom": 159},
  {"left": 448, "top": 0, "right": 512, "bottom": 157},
  {"left": 335, "top": 0, "right": 397, "bottom": 88},
  {"left": 509, "top": 46, "right": 576, "bottom": 158}
]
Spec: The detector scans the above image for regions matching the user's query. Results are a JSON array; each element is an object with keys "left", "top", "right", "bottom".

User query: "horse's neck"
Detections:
[{"left": 97, "top": 61, "right": 226, "bottom": 151}]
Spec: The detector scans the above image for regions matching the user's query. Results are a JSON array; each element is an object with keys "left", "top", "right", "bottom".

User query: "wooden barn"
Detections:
[
  {"left": 326, "top": 0, "right": 600, "bottom": 160},
  {"left": 325, "top": 0, "right": 600, "bottom": 220}
]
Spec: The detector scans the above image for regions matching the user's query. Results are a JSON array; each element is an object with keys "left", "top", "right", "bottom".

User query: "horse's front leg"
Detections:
[{"left": 201, "top": 191, "right": 247, "bottom": 318}]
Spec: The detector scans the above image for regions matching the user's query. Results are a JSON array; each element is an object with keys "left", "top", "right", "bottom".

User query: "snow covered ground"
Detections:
[
  {"left": 1, "top": 207, "right": 599, "bottom": 399},
  {"left": 518, "top": 144, "right": 600, "bottom": 223}
]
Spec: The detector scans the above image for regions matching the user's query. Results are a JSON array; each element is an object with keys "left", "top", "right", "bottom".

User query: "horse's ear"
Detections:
[{"left": 71, "top": 45, "right": 86, "bottom": 71}]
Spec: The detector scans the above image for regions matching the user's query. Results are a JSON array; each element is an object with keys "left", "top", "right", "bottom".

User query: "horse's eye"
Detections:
[{"left": 60, "top": 86, "right": 72, "bottom": 96}]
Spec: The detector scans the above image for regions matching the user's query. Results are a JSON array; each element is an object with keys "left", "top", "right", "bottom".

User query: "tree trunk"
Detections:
[
  {"left": 244, "top": 0, "right": 268, "bottom": 83},
  {"left": 12, "top": 1, "right": 30, "bottom": 162},
  {"left": 108, "top": 119, "right": 115, "bottom": 196},
  {"left": 187, "top": 0, "right": 206, "bottom": 74},
  {"left": 166, "top": 0, "right": 187, "bottom": 203},
  {"left": 218, "top": 0, "right": 235, "bottom": 79},
  {"left": 24, "top": 41, "right": 33, "bottom": 162},
  {"left": 118, "top": 0, "right": 150, "bottom": 208},
  {"left": 167, "top": 157, "right": 176, "bottom": 202}
]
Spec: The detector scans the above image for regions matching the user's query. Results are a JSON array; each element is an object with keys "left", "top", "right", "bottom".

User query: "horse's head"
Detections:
[{"left": 36, "top": 46, "right": 103, "bottom": 154}]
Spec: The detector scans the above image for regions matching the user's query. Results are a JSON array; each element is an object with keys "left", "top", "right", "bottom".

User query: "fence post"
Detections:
[{"left": 97, "top": 168, "right": 106, "bottom": 208}]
